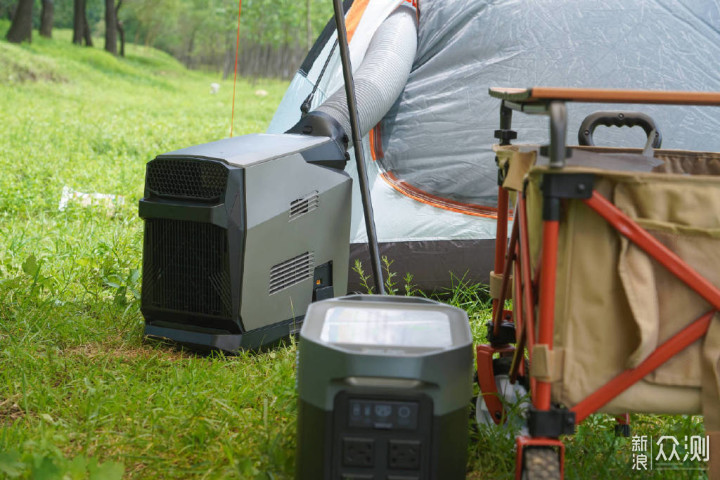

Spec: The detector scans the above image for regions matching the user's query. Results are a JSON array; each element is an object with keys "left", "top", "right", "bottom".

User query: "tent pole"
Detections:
[{"left": 332, "top": 0, "right": 385, "bottom": 295}]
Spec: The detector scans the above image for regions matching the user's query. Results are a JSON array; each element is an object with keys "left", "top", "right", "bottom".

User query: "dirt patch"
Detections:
[
  {"left": 0, "top": 51, "right": 68, "bottom": 84},
  {"left": 61, "top": 342, "right": 191, "bottom": 363},
  {"left": 2, "top": 63, "right": 67, "bottom": 83},
  {"left": 0, "top": 394, "right": 26, "bottom": 425}
]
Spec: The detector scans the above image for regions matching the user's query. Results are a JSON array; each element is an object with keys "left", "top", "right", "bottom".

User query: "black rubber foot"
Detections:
[{"left": 615, "top": 423, "right": 631, "bottom": 437}]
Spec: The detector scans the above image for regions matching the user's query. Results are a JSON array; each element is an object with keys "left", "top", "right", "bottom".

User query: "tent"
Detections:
[{"left": 268, "top": 0, "right": 720, "bottom": 291}]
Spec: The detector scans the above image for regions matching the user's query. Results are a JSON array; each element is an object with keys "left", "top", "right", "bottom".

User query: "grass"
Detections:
[{"left": 0, "top": 22, "right": 708, "bottom": 479}]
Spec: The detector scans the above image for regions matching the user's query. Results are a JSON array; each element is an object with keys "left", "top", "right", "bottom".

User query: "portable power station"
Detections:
[
  {"left": 139, "top": 132, "right": 351, "bottom": 351},
  {"left": 295, "top": 295, "right": 473, "bottom": 480}
]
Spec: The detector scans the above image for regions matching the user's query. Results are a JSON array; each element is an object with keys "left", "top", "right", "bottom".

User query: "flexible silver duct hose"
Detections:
[{"left": 315, "top": 6, "right": 418, "bottom": 146}]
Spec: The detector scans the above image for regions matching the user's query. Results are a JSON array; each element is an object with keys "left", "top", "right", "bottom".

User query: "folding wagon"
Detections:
[{"left": 476, "top": 87, "right": 720, "bottom": 478}]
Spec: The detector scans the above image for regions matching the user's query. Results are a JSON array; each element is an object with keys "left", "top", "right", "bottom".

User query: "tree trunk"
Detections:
[
  {"left": 117, "top": 21, "right": 125, "bottom": 56},
  {"left": 184, "top": 28, "right": 197, "bottom": 68},
  {"left": 104, "top": 0, "right": 117, "bottom": 54},
  {"left": 306, "top": 0, "right": 311, "bottom": 51},
  {"left": 73, "top": 0, "right": 84, "bottom": 44},
  {"left": 6, "top": 0, "right": 33, "bottom": 44},
  {"left": 39, "top": 0, "right": 53, "bottom": 38},
  {"left": 83, "top": 11, "right": 93, "bottom": 46},
  {"left": 116, "top": 0, "right": 125, "bottom": 57},
  {"left": 7, "top": 3, "right": 16, "bottom": 20},
  {"left": 72, "top": 0, "right": 92, "bottom": 46}
]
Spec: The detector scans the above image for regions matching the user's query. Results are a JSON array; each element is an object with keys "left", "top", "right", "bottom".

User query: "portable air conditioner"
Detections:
[{"left": 139, "top": 132, "right": 352, "bottom": 351}]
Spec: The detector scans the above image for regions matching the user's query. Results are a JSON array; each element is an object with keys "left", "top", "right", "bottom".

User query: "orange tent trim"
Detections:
[
  {"left": 345, "top": 0, "right": 370, "bottom": 43},
  {"left": 379, "top": 171, "right": 506, "bottom": 219}
]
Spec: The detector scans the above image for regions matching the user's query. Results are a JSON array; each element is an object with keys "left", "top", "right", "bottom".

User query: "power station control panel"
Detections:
[
  {"left": 332, "top": 392, "right": 433, "bottom": 480},
  {"left": 347, "top": 399, "right": 419, "bottom": 430}
]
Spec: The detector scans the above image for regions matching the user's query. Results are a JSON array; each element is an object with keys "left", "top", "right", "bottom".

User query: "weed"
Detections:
[
  {"left": 382, "top": 256, "right": 398, "bottom": 294},
  {"left": 352, "top": 256, "right": 419, "bottom": 296},
  {"left": 351, "top": 258, "right": 374, "bottom": 294}
]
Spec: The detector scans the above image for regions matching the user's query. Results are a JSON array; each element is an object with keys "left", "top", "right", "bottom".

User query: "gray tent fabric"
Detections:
[
  {"left": 269, "top": 0, "right": 720, "bottom": 290},
  {"left": 378, "top": 0, "right": 720, "bottom": 206}
]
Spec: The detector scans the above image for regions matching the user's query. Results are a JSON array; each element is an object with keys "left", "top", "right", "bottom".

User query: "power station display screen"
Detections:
[
  {"left": 347, "top": 399, "right": 419, "bottom": 430},
  {"left": 319, "top": 307, "right": 452, "bottom": 348}
]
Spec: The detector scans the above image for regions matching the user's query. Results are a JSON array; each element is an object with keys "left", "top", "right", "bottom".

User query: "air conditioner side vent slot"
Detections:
[
  {"left": 269, "top": 252, "right": 314, "bottom": 295},
  {"left": 289, "top": 191, "right": 319, "bottom": 221}
]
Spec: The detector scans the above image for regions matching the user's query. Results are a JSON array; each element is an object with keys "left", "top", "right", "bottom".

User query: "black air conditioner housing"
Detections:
[{"left": 139, "top": 133, "right": 352, "bottom": 351}]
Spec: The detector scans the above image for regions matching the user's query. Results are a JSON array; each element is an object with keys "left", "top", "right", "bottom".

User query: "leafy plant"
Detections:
[
  {"left": 0, "top": 449, "right": 124, "bottom": 480},
  {"left": 382, "top": 256, "right": 398, "bottom": 295},
  {"left": 351, "top": 258, "right": 374, "bottom": 294},
  {"left": 352, "top": 256, "right": 419, "bottom": 296},
  {"left": 102, "top": 267, "right": 140, "bottom": 309}
]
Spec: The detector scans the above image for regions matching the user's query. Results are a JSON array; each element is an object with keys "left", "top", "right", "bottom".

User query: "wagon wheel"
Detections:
[
  {"left": 521, "top": 447, "right": 560, "bottom": 480},
  {"left": 475, "top": 357, "right": 530, "bottom": 434}
]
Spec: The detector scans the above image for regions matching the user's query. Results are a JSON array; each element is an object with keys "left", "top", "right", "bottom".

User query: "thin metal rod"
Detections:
[
  {"left": 549, "top": 101, "right": 567, "bottom": 168},
  {"left": 492, "top": 218, "right": 518, "bottom": 337},
  {"left": 492, "top": 187, "right": 509, "bottom": 320},
  {"left": 492, "top": 101, "right": 513, "bottom": 317},
  {"left": 332, "top": 0, "right": 385, "bottom": 294},
  {"left": 535, "top": 219, "right": 559, "bottom": 411}
]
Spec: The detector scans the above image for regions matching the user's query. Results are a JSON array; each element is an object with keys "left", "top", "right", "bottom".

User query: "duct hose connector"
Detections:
[
  {"left": 315, "top": 5, "right": 418, "bottom": 147},
  {"left": 287, "top": 5, "right": 418, "bottom": 155}
]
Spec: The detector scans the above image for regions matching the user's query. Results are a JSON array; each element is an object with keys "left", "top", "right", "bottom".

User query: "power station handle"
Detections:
[{"left": 578, "top": 111, "right": 662, "bottom": 148}]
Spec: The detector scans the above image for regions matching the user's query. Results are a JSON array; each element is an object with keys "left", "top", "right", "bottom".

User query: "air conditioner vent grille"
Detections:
[
  {"left": 269, "top": 252, "right": 314, "bottom": 295},
  {"left": 147, "top": 158, "right": 228, "bottom": 201},
  {"left": 142, "top": 219, "right": 232, "bottom": 318},
  {"left": 289, "top": 191, "right": 319, "bottom": 220}
]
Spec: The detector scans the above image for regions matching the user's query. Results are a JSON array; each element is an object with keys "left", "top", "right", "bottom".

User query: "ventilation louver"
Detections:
[
  {"left": 269, "top": 252, "right": 314, "bottom": 295},
  {"left": 143, "top": 219, "right": 232, "bottom": 320},
  {"left": 147, "top": 158, "right": 228, "bottom": 201},
  {"left": 289, "top": 191, "right": 319, "bottom": 220}
]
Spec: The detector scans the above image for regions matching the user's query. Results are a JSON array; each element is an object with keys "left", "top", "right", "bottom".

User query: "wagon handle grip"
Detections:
[{"left": 578, "top": 111, "right": 662, "bottom": 148}]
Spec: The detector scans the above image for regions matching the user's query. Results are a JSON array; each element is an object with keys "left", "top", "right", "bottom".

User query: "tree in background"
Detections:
[
  {"left": 6, "top": 0, "right": 32, "bottom": 43},
  {"left": 116, "top": 0, "right": 125, "bottom": 57},
  {"left": 306, "top": 0, "right": 311, "bottom": 51},
  {"left": 104, "top": 0, "right": 117, "bottom": 54},
  {"left": 117, "top": 0, "right": 333, "bottom": 78},
  {"left": 0, "top": 0, "right": 16, "bottom": 21},
  {"left": 73, "top": 0, "right": 93, "bottom": 46},
  {"left": 126, "top": 0, "right": 179, "bottom": 47},
  {"left": 40, "top": 0, "right": 54, "bottom": 38},
  {"left": 51, "top": 0, "right": 102, "bottom": 32},
  {"left": 3, "top": 0, "right": 333, "bottom": 78}
]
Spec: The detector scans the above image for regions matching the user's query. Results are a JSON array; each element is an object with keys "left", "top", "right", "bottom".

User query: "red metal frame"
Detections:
[
  {"left": 584, "top": 191, "right": 720, "bottom": 309},
  {"left": 476, "top": 344, "right": 516, "bottom": 425},
  {"left": 534, "top": 219, "right": 559, "bottom": 411},
  {"left": 615, "top": 414, "right": 630, "bottom": 426},
  {"left": 571, "top": 310, "right": 713, "bottom": 422},
  {"left": 492, "top": 187, "right": 510, "bottom": 321},
  {"left": 510, "top": 260, "right": 526, "bottom": 383},
  {"left": 567, "top": 191, "right": 720, "bottom": 422},
  {"left": 480, "top": 89, "right": 720, "bottom": 478},
  {"left": 478, "top": 169, "right": 720, "bottom": 479},
  {"left": 493, "top": 214, "right": 517, "bottom": 337},
  {"left": 515, "top": 195, "right": 536, "bottom": 396}
]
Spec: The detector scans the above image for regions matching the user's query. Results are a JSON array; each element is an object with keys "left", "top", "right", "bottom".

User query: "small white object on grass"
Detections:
[
  {"left": 58, "top": 186, "right": 125, "bottom": 214},
  {"left": 210, "top": 83, "right": 220, "bottom": 94},
  {"left": 255, "top": 89, "right": 268, "bottom": 97}
]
